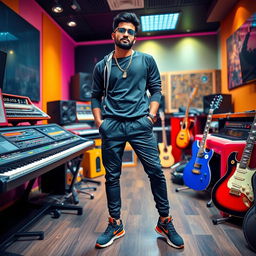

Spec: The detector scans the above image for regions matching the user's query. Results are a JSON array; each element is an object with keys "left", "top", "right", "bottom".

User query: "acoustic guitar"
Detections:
[
  {"left": 176, "top": 85, "right": 198, "bottom": 149},
  {"left": 211, "top": 114, "right": 256, "bottom": 217},
  {"left": 243, "top": 172, "right": 256, "bottom": 252},
  {"left": 158, "top": 111, "right": 175, "bottom": 168},
  {"left": 183, "top": 95, "right": 223, "bottom": 191}
]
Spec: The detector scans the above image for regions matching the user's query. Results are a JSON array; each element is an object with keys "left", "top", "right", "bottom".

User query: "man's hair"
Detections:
[{"left": 113, "top": 12, "right": 140, "bottom": 32}]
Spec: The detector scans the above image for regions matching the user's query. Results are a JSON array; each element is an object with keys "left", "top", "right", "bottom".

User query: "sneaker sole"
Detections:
[
  {"left": 155, "top": 226, "right": 184, "bottom": 249},
  {"left": 95, "top": 230, "right": 125, "bottom": 248}
]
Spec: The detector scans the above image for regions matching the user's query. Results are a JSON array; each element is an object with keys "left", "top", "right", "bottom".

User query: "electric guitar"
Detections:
[
  {"left": 212, "top": 114, "right": 256, "bottom": 217},
  {"left": 176, "top": 85, "right": 198, "bottom": 149},
  {"left": 242, "top": 172, "right": 256, "bottom": 252},
  {"left": 183, "top": 95, "right": 223, "bottom": 191},
  {"left": 158, "top": 111, "right": 175, "bottom": 168}
]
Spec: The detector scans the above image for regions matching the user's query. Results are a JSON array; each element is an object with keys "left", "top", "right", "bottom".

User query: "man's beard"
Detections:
[{"left": 115, "top": 38, "right": 134, "bottom": 50}]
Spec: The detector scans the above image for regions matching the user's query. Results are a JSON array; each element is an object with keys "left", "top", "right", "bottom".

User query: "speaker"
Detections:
[
  {"left": 71, "top": 72, "right": 92, "bottom": 101},
  {"left": 203, "top": 94, "right": 233, "bottom": 114},
  {"left": 82, "top": 148, "right": 105, "bottom": 178},
  {"left": 47, "top": 100, "right": 77, "bottom": 125}
]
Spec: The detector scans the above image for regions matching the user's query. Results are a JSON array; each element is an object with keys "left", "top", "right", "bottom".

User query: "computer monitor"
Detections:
[{"left": 0, "top": 50, "right": 7, "bottom": 90}]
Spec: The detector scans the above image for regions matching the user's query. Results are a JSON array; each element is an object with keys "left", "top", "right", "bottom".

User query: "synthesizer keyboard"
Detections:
[
  {"left": 63, "top": 123, "right": 100, "bottom": 138},
  {"left": 0, "top": 124, "right": 94, "bottom": 192}
]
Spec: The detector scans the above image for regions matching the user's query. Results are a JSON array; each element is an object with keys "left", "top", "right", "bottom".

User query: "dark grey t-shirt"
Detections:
[{"left": 91, "top": 51, "right": 162, "bottom": 119}]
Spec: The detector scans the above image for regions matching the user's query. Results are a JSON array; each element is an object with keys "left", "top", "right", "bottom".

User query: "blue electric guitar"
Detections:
[{"left": 183, "top": 95, "right": 223, "bottom": 191}]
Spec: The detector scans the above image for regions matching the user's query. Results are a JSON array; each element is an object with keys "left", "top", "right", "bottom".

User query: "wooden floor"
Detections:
[{"left": 3, "top": 162, "right": 256, "bottom": 256}]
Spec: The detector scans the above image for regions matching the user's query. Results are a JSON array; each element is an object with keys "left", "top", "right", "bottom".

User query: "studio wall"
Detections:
[
  {"left": 220, "top": 0, "right": 256, "bottom": 112},
  {"left": 75, "top": 34, "right": 219, "bottom": 75}
]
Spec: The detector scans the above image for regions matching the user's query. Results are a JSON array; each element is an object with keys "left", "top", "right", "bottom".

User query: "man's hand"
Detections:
[
  {"left": 96, "top": 119, "right": 103, "bottom": 128},
  {"left": 92, "top": 108, "right": 103, "bottom": 128},
  {"left": 147, "top": 116, "right": 154, "bottom": 124}
]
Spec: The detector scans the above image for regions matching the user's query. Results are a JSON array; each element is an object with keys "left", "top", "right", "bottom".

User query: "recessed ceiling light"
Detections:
[
  {"left": 52, "top": 5, "right": 63, "bottom": 13},
  {"left": 140, "top": 13, "right": 180, "bottom": 32},
  {"left": 67, "top": 20, "right": 77, "bottom": 27}
]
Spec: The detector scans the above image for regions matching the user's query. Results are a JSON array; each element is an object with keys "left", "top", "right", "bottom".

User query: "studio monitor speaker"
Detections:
[
  {"left": 47, "top": 100, "right": 77, "bottom": 125},
  {"left": 203, "top": 94, "right": 233, "bottom": 114},
  {"left": 71, "top": 72, "right": 92, "bottom": 101}
]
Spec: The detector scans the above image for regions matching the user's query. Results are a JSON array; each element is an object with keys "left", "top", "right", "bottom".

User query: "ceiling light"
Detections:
[
  {"left": 67, "top": 20, "right": 77, "bottom": 27},
  {"left": 52, "top": 5, "right": 63, "bottom": 13},
  {"left": 107, "top": 0, "right": 144, "bottom": 11},
  {"left": 140, "top": 13, "right": 180, "bottom": 32}
]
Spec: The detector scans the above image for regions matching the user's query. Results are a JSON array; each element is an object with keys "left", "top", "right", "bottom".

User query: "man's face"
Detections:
[{"left": 112, "top": 22, "right": 136, "bottom": 50}]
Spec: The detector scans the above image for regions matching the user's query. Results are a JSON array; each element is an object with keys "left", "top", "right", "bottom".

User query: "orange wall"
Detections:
[
  {"left": 220, "top": 0, "right": 256, "bottom": 112},
  {"left": 1, "top": 0, "right": 19, "bottom": 12},
  {"left": 42, "top": 13, "right": 62, "bottom": 113}
]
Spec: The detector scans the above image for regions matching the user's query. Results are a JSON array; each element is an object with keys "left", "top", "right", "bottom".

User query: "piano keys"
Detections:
[{"left": 0, "top": 124, "right": 94, "bottom": 193}]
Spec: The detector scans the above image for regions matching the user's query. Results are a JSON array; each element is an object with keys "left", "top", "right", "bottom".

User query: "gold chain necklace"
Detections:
[{"left": 114, "top": 51, "right": 134, "bottom": 79}]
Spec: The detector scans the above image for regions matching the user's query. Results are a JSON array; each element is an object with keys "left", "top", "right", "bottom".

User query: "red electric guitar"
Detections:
[{"left": 211, "top": 114, "right": 256, "bottom": 217}]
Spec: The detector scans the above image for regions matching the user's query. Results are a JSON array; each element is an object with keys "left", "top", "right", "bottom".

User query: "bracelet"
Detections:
[{"left": 148, "top": 113, "right": 157, "bottom": 123}]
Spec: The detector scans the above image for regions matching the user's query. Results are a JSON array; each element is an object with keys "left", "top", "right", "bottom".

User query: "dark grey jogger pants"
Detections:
[{"left": 99, "top": 115, "right": 170, "bottom": 219}]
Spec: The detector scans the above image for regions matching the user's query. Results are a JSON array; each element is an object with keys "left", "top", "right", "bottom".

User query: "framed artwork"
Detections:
[
  {"left": 227, "top": 13, "right": 256, "bottom": 89},
  {"left": 161, "top": 70, "right": 221, "bottom": 113}
]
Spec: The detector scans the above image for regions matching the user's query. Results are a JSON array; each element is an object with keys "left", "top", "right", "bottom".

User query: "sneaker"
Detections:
[
  {"left": 155, "top": 216, "right": 184, "bottom": 248},
  {"left": 95, "top": 217, "right": 125, "bottom": 248}
]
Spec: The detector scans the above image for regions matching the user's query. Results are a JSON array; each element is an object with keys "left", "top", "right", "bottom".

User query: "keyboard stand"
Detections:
[{"left": 0, "top": 155, "right": 84, "bottom": 254}]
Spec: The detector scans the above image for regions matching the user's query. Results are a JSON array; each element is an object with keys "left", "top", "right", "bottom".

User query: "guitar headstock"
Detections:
[{"left": 210, "top": 95, "right": 223, "bottom": 112}]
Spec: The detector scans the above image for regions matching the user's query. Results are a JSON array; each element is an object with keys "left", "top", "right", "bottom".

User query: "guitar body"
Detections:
[
  {"left": 175, "top": 86, "right": 198, "bottom": 149},
  {"left": 158, "top": 111, "right": 175, "bottom": 168},
  {"left": 176, "top": 121, "right": 193, "bottom": 149},
  {"left": 183, "top": 140, "right": 214, "bottom": 191},
  {"left": 212, "top": 152, "right": 255, "bottom": 217},
  {"left": 158, "top": 143, "right": 175, "bottom": 168}
]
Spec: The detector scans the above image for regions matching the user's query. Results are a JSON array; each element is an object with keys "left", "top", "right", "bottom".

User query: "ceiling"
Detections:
[{"left": 34, "top": 0, "right": 238, "bottom": 43}]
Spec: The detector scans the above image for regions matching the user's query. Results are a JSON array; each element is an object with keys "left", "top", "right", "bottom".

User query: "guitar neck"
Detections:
[
  {"left": 161, "top": 118, "right": 168, "bottom": 147},
  {"left": 239, "top": 115, "right": 256, "bottom": 169},
  {"left": 181, "top": 86, "right": 198, "bottom": 126},
  {"left": 197, "top": 109, "right": 214, "bottom": 156}
]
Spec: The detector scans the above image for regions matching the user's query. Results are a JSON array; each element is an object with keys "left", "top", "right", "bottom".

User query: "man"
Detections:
[{"left": 91, "top": 12, "right": 184, "bottom": 249}]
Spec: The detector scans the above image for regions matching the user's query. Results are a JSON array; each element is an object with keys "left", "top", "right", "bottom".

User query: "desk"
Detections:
[{"left": 195, "top": 134, "right": 256, "bottom": 177}]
